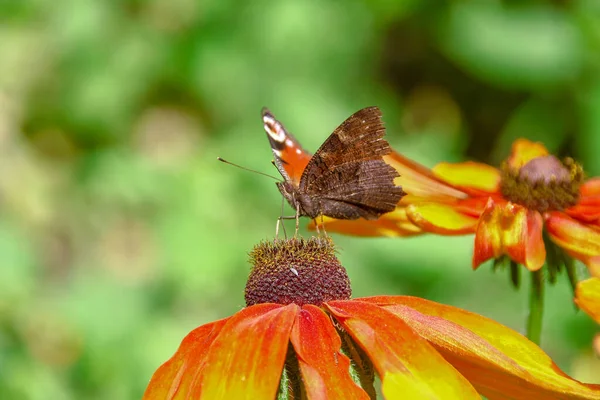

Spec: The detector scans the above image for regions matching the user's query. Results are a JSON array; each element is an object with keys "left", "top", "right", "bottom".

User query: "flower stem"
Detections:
[{"left": 527, "top": 269, "right": 544, "bottom": 345}]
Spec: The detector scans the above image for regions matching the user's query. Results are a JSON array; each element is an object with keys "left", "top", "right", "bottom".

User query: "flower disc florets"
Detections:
[
  {"left": 500, "top": 155, "right": 583, "bottom": 213},
  {"left": 244, "top": 237, "right": 351, "bottom": 306}
]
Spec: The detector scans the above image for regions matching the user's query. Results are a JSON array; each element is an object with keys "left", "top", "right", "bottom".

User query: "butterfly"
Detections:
[{"left": 262, "top": 106, "right": 406, "bottom": 221}]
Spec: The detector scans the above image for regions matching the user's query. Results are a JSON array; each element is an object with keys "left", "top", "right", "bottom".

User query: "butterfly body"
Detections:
[{"left": 263, "top": 106, "right": 405, "bottom": 221}]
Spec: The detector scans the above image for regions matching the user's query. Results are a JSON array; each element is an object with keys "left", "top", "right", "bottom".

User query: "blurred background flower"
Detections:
[{"left": 1, "top": 0, "right": 600, "bottom": 398}]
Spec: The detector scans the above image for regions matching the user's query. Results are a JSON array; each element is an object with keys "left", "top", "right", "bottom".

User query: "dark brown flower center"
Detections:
[
  {"left": 499, "top": 155, "right": 583, "bottom": 212},
  {"left": 245, "top": 237, "right": 351, "bottom": 306}
]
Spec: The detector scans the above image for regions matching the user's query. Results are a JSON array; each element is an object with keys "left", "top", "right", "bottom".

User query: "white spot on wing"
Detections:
[
  {"left": 295, "top": 148, "right": 302, "bottom": 154},
  {"left": 263, "top": 115, "right": 287, "bottom": 143}
]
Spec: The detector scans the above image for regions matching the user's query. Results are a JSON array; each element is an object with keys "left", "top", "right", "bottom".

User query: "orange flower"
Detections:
[
  {"left": 143, "top": 238, "right": 600, "bottom": 399},
  {"left": 316, "top": 138, "right": 600, "bottom": 275}
]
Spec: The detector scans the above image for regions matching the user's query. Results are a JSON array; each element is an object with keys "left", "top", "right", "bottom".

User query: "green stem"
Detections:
[{"left": 527, "top": 269, "right": 544, "bottom": 345}]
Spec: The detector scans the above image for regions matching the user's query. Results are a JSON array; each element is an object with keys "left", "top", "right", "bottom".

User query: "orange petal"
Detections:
[
  {"left": 359, "top": 296, "right": 600, "bottom": 399},
  {"left": 199, "top": 304, "right": 298, "bottom": 399},
  {"left": 325, "top": 300, "right": 480, "bottom": 399},
  {"left": 406, "top": 203, "right": 479, "bottom": 235},
  {"left": 472, "top": 200, "right": 546, "bottom": 271},
  {"left": 384, "top": 152, "right": 469, "bottom": 201},
  {"left": 590, "top": 256, "right": 600, "bottom": 279},
  {"left": 455, "top": 196, "right": 501, "bottom": 218},
  {"left": 432, "top": 161, "right": 501, "bottom": 194},
  {"left": 575, "top": 278, "right": 600, "bottom": 324},
  {"left": 143, "top": 318, "right": 229, "bottom": 399},
  {"left": 581, "top": 178, "right": 600, "bottom": 197},
  {"left": 310, "top": 209, "right": 424, "bottom": 237},
  {"left": 289, "top": 305, "right": 368, "bottom": 399},
  {"left": 506, "top": 138, "right": 549, "bottom": 170},
  {"left": 545, "top": 212, "right": 600, "bottom": 271}
]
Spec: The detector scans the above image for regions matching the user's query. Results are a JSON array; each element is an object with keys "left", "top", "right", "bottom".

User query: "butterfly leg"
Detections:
[
  {"left": 320, "top": 214, "right": 328, "bottom": 237},
  {"left": 312, "top": 215, "right": 327, "bottom": 237},
  {"left": 276, "top": 196, "right": 288, "bottom": 239},
  {"left": 294, "top": 203, "right": 300, "bottom": 237},
  {"left": 278, "top": 215, "right": 298, "bottom": 237},
  {"left": 275, "top": 217, "right": 285, "bottom": 239}
]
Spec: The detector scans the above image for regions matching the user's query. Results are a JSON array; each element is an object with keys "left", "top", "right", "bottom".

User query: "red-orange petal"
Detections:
[
  {"left": 325, "top": 300, "right": 480, "bottom": 399},
  {"left": 575, "top": 278, "right": 600, "bottom": 324},
  {"left": 143, "top": 318, "right": 229, "bottom": 399},
  {"left": 289, "top": 305, "right": 368, "bottom": 399},
  {"left": 432, "top": 161, "right": 501, "bottom": 194},
  {"left": 506, "top": 138, "right": 549, "bottom": 170},
  {"left": 199, "top": 303, "right": 299, "bottom": 399},
  {"left": 310, "top": 209, "right": 424, "bottom": 237},
  {"left": 472, "top": 199, "right": 545, "bottom": 271},
  {"left": 359, "top": 296, "right": 600, "bottom": 400},
  {"left": 545, "top": 212, "right": 600, "bottom": 272},
  {"left": 566, "top": 203, "right": 600, "bottom": 225},
  {"left": 406, "top": 203, "right": 480, "bottom": 235},
  {"left": 567, "top": 179, "right": 600, "bottom": 224}
]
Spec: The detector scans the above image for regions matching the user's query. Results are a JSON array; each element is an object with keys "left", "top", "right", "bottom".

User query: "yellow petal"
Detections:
[
  {"left": 407, "top": 203, "right": 479, "bottom": 234},
  {"left": 326, "top": 300, "right": 480, "bottom": 400},
  {"left": 432, "top": 161, "right": 501, "bottom": 193},
  {"left": 545, "top": 212, "right": 600, "bottom": 273},
  {"left": 310, "top": 209, "right": 424, "bottom": 237},
  {"left": 506, "top": 138, "right": 549, "bottom": 169},
  {"left": 575, "top": 278, "right": 600, "bottom": 324},
  {"left": 360, "top": 296, "right": 600, "bottom": 399}
]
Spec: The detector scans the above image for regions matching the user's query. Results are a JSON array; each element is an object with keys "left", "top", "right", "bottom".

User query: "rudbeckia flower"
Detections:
[
  {"left": 315, "top": 139, "right": 600, "bottom": 342},
  {"left": 316, "top": 138, "right": 600, "bottom": 277},
  {"left": 143, "top": 237, "right": 600, "bottom": 399}
]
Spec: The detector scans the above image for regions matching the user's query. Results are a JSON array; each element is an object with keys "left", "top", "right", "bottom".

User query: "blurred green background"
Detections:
[{"left": 1, "top": 0, "right": 600, "bottom": 398}]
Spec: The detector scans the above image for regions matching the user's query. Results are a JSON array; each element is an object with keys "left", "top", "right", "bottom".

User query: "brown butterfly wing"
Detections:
[{"left": 298, "top": 106, "right": 405, "bottom": 220}]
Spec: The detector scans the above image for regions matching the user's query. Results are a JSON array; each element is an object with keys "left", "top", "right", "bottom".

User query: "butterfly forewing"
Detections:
[
  {"left": 297, "top": 107, "right": 404, "bottom": 219},
  {"left": 262, "top": 108, "right": 312, "bottom": 186},
  {"left": 299, "top": 107, "right": 391, "bottom": 191}
]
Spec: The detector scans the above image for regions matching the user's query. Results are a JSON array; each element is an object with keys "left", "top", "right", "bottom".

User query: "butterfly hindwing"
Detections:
[
  {"left": 300, "top": 107, "right": 389, "bottom": 189},
  {"left": 299, "top": 161, "right": 403, "bottom": 219}
]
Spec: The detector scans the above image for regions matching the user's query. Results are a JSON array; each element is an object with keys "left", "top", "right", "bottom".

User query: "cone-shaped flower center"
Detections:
[
  {"left": 500, "top": 155, "right": 583, "bottom": 213},
  {"left": 244, "top": 237, "right": 351, "bottom": 306}
]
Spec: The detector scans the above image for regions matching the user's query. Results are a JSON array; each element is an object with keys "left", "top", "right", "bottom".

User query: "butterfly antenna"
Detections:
[{"left": 217, "top": 157, "right": 280, "bottom": 181}]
